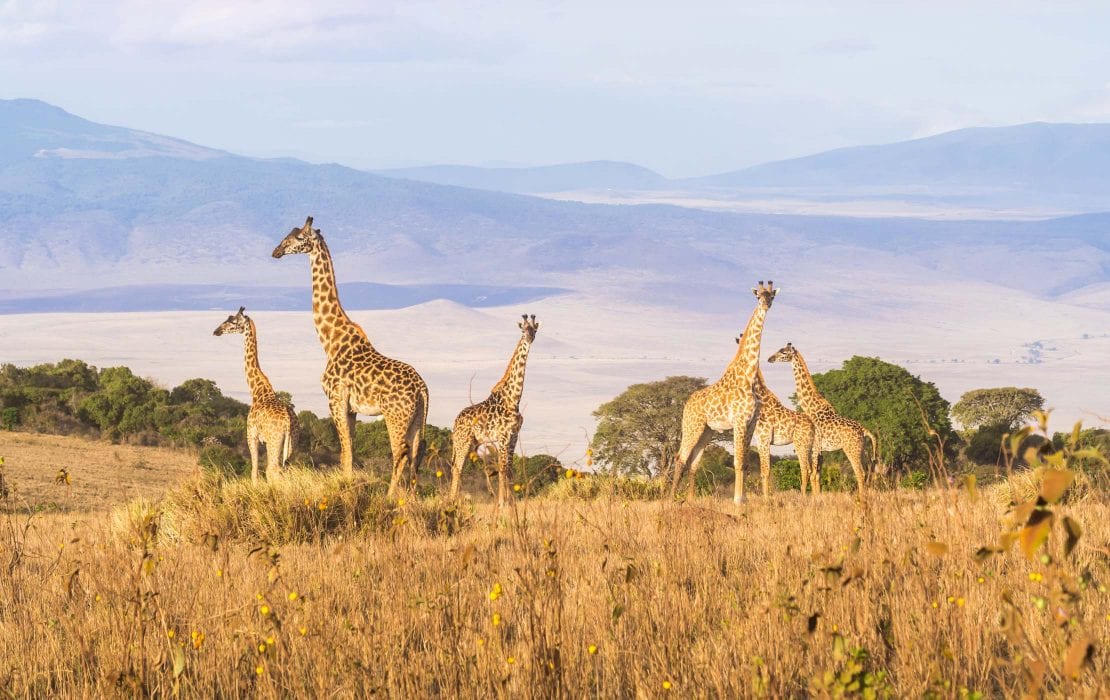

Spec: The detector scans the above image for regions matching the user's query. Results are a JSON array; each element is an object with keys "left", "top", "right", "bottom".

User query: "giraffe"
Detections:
[
  {"left": 272, "top": 217, "right": 429, "bottom": 497},
  {"left": 767, "top": 343, "right": 878, "bottom": 493},
  {"left": 450, "top": 314, "right": 540, "bottom": 508},
  {"left": 213, "top": 307, "right": 298, "bottom": 483},
  {"left": 734, "top": 336, "right": 818, "bottom": 496},
  {"left": 672, "top": 281, "right": 776, "bottom": 503}
]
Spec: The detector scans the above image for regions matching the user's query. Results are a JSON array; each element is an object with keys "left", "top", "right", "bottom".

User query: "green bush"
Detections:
[
  {"left": 198, "top": 444, "right": 249, "bottom": 478},
  {"left": 899, "top": 469, "right": 929, "bottom": 489},
  {"left": 772, "top": 458, "right": 803, "bottom": 491}
]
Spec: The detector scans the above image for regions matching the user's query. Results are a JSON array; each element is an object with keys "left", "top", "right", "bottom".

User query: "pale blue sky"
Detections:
[{"left": 2, "top": 1, "right": 1109, "bottom": 176}]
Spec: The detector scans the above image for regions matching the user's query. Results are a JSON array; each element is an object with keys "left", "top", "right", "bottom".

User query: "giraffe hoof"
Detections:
[{"left": 733, "top": 495, "right": 746, "bottom": 505}]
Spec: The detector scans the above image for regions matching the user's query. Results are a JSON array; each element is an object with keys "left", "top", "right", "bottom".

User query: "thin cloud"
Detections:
[{"left": 811, "top": 37, "right": 877, "bottom": 57}]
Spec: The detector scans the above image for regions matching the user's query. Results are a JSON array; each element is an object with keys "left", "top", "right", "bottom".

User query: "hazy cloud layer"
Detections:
[{"left": 2, "top": 1, "right": 1110, "bottom": 175}]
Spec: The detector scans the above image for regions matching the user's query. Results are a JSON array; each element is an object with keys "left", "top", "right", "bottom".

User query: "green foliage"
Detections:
[
  {"left": 772, "top": 458, "right": 803, "bottom": 491},
  {"left": 812, "top": 636, "right": 893, "bottom": 698},
  {"left": 1, "top": 407, "right": 18, "bottom": 431},
  {"left": 810, "top": 356, "right": 954, "bottom": 472},
  {"left": 198, "top": 444, "right": 249, "bottom": 478},
  {"left": 952, "top": 386, "right": 1044, "bottom": 431},
  {"left": 544, "top": 473, "right": 666, "bottom": 501},
  {"left": 965, "top": 424, "right": 1008, "bottom": 465},
  {"left": 513, "top": 453, "right": 564, "bottom": 491},
  {"left": 899, "top": 469, "right": 929, "bottom": 489},
  {"left": 591, "top": 376, "right": 720, "bottom": 477}
]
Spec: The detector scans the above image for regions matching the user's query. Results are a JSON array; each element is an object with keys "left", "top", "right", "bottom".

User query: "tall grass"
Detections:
[{"left": 1, "top": 477, "right": 1105, "bottom": 696}]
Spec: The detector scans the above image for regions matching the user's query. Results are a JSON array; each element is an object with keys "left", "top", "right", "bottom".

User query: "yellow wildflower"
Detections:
[
  {"left": 436, "top": 470, "right": 444, "bottom": 478},
  {"left": 299, "top": 626, "right": 308, "bottom": 637},
  {"left": 513, "top": 483, "right": 522, "bottom": 492},
  {"left": 956, "top": 597, "right": 966, "bottom": 608},
  {"left": 255, "top": 665, "right": 264, "bottom": 676},
  {"left": 663, "top": 680, "right": 673, "bottom": 690},
  {"left": 191, "top": 631, "right": 205, "bottom": 650},
  {"left": 258, "top": 643, "right": 266, "bottom": 653},
  {"left": 260, "top": 604, "right": 270, "bottom": 616},
  {"left": 1029, "top": 572, "right": 1043, "bottom": 582},
  {"left": 588, "top": 644, "right": 598, "bottom": 655},
  {"left": 492, "top": 613, "right": 502, "bottom": 627},
  {"left": 287, "top": 591, "right": 298, "bottom": 602},
  {"left": 489, "top": 582, "right": 503, "bottom": 601},
  {"left": 167, "top": 630, "right": 175, "bottom": 639},
  {"left": 507, "top": 656, "right": 516, "bottom": 665}
]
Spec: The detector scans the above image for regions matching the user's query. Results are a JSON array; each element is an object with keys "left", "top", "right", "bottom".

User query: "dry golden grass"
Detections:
[
  {"left": 0, "top": 432, "right": 196, "bottom": 513},
  {"left": 0, "top": 457, "right": 1106, "bottom": 697}
]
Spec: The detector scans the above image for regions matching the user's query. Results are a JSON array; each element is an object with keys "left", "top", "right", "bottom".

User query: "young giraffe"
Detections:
[
  {"left": 272, "top": 217, "right": 429, "bottom": 497},
  {"left": 767, "top": 343, "right": 878, "bottom": 493},
  {"left": 450, "top": 315, "right": 540, "bottom": 508},
  {"left": 213, "top": 307, "right": 298, "bottom": 483},
  {"left": 734, "top": 336, "right": 818, "bottom": 496},
  {"left": 672, "top": 281, "right": 776, "bottom": 503}
]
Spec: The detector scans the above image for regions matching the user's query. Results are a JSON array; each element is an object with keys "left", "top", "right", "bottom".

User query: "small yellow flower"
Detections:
[
  {"left": 258, "top": 643, "right": 267, "bottom": 653},
  {"left": 191, "top": 631, "right": 205, "bottom": 650},
  {"left": 299, "top": 626, "right": 308, "bottom": 636},
  {"left": 565, "top": 469, "right": 575, "bottom": 479},
  {"left": 477, "top": 637, "right": 485, "bottom": 646},
  {"left": 260, "top": 605, "right": 270, "bottom": 616},
  {"left": 95, "top": 594, "right": 101, "bottom": 602},
  {"left": 492, "top": 613, "right": 502, "bottom": 627},
  {"left": 977, "top": 576, "right": 985, "bottom": 584},
  {"left": 287, "top": 591, "right": 298, "bottom": 602},
  {"left": 255, "top": 665, "right": 264, "bottom": 676},
  {"left": 931, "top": 601, "right": 939, "bottom": 609},
  {"left": 469, "top": 452, "right": 479, "bottom": 463},
  {"left": 588, "top": 644, "right": 598, "bottom": 655},
  {"left": 663, "top": 680, "right": 673, "bottom": 690},
  {"left": 318, "top": 498, "right": 328, "bottom": 511},
  {"left": 167, "top": 630, "right": 175, "bottom": 639},
  {"left": 513, "top": 483, "right": 522, "bottom": 492},
  {"left": 956, "top": 597, "right": 966, "bottom": 608},
  {"left": 216, "top": 568, "right": 223, "bottom": 578},
  {"left": 436, "top": 470, "right": 444, "bottom": 478},
  {"left": 507, "top": 656, "right": 516, "bottom": 665},
  {"left": 397, "top": 497, "right": 406, "bottom": 507},
  {"left": 266, "top": 636, "right": 275, "bottom": 646},
  {"left": 947, "top": 596, "right": 955, "bottom": 604},
  {"left": 489, "top": 582, "right": 503, "bottom": 601},
  {"left": 1029, "top": 572, "right": 1043, "bottom": 582}
]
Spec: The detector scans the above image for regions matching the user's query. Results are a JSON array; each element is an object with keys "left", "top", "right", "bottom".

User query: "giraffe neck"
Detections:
[
  {"left": 243, "top": 318, "right": 275, "bottom": 401},
  {"left": 790, "top": 351, "right": 833, "bottom": 413},
  {"left": 308, "top": 239, "right": 367, "bottom": 357},
  {"left": 724, "top": 302, "right": 768, "bottom": 383},
  {"left": 491, "top": 335, "right": 532, "bottom": 407}
]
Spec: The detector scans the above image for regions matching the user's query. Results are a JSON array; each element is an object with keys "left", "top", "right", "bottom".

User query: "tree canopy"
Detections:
[
  {"left": 809, "top": 356, "right": 954, "bottom": 472},
  {"left": 951, "top": 387, "right": 1045, "bottom": 431},
  {"left": 590, "top": 375, "right": 716, "bottom": 477}
]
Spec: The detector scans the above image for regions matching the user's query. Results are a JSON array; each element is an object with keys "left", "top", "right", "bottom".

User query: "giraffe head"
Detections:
[
  {"left": 272, "top": 216, "right": 323, "bottom": 258},
  {"left": 518, "top": 314, "right": 541, "bottom": 343},
  {"left": 752, "top": 280, "right": 777, "bottom": 310},
  {"left": 213, "top": 306, "right": 250, "bottom": 336},
  {"left": 767, "top": 342, "right": 798, "bottom": 364}
]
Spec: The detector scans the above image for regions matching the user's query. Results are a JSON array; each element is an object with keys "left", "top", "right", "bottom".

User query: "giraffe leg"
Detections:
[
  {"left": 328, "top": 393, "right": 355, "bottom": 476},
  {"left": 449, "top": 423, "right": 474, "bottom": 499},
  {"left": 281, "top": 427, "right": 293, "bottom": 468},
  {"left": 386, "top": 415, "right": 409, "bottom": 499},
  {"left": 797, "top": 429, "right": 813, "bottom": 496},
  {"left": 811, "top": 447, "right": 822, "bottom": 494},
  {"left": 680, "top": 428, "right": 713, "bottom": 498},
  {"left": 756, "top": 427, "right": 772, "bottom": 498},
  {"left": 733, "top": 416, "right": 758, "bottom": 505},
  {"left": 497, "top": 432, "right": 518, "bottom": 509},
  {"left": 266, "top": 433, "right": 282, "bottom": 481},
  {"left": 404, "top": 410, "right": 424, "bottom": 490},
  {"left": 673, "top": 403, "right": 710, "bottom": 495},
  {"left": 846, "top": 439, "right": 867, "bottom": 495},
  {"left": 247, "top": 426, "right": 260, "bottom": 484}
]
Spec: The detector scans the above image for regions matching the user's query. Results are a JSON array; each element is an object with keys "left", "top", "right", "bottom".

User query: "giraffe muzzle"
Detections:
[{"left": 271, "top": 245, "right": 285, "bottom": 259}]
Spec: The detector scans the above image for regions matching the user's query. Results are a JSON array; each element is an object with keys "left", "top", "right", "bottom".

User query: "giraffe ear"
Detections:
[
  {"left": 238, "top": 306, "right": 245, "bottom": 316},
  {"left": 305, "top": 216, "right": 313, "bottom": 228}
]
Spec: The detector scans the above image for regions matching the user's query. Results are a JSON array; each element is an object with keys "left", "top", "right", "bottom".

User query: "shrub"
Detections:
[{"left": 771, "top": 458, "right": 803, "bottom": 491}]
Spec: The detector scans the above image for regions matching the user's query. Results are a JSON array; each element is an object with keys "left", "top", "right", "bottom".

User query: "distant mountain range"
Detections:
[
  {"left": 0, "top": 98, "right": 1107, "bottom": 314},
  {"left": 376, "top": 122, "right": 1110, "bottom": 212},
  {"left": 375, "top": 161, "right": 668, "bottom": 194}
]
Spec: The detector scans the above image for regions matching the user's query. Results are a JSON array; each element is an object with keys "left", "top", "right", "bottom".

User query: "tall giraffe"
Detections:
[
  {"left": 672, "top": 281, "right": 776, "bottom": 503},
  {"left": 734, "top": 336, "right": 818, "bottom": 496},
  {"left": 213, "top": 307, "right": 298, "bottom": 483},
  {"left": 272, "top": 217, "right": 429, "bottom": 496},
  {"left": 449, "top": 314, "right": 540, "bottom": 508},
  {"left": 767, "top": 343, "right": 877, "bottom": 492}
]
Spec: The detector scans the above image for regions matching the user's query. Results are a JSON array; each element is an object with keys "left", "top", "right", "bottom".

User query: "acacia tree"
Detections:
[
  {"left": 591, "top": 376, "right": 717, "bottom": 477},
  {"left": 952, "top": 387, "right": 1045, "bottom": 431},
  {"left": 810, "top": 356, "right": 954, "bottom": 472}
]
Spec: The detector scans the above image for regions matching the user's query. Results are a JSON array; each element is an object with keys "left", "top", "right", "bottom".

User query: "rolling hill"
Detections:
[{"left": 375, "top": 160, "right": 668, "bottom": 194}]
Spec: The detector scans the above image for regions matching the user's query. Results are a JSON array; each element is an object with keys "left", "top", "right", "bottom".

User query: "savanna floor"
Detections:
[{"left": 0, "top": 434, "right": 1106, "bottom": 698}]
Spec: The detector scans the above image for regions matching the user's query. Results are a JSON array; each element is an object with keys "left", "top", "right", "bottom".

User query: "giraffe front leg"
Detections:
[
  {"left": 266, "top": 434, "right": 283, "bottom": 481},
  {"left": 811, "top": 447, "right": 822, "bottom": 494},
  {"left": 734, "top": 417, "right": 758, "bottom": 505},
  {"left": 247, "top": 430, "right": 260, "bottom": 484},
  {"left": 756, "top": 431, "right": 772, "bottom": 498},
  {"left": 847, "top": 441, "right": 867, "bottom": 496},
  {"left": 497, "top": 432, "right": 518, "bottom": 509},
  {"left": 328, "top": 393, "right": 355, "bottom": 477},
  {"left": 449, "top": 425, "right": 474, "bottom": 499}
]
